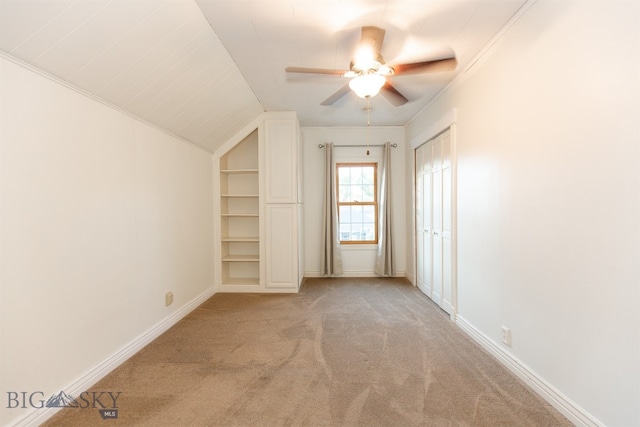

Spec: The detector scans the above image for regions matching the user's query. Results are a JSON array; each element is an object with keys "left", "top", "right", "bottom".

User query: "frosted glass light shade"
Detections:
[{"left": 349, "top": 74, "right": 386, "bottom": 99}]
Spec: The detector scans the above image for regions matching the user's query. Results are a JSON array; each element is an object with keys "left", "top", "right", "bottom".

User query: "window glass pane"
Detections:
[
  {"left": 350, "top": 224, "right": 364, "bottom": 241},
  {"left": 339, "top": 185, "right": 351, "bottom": 202},
  {"left": 339, "top": 167, "right": 351, "bottom": 185},
  {"left": 363, "top": 223, "right": 375, "bottom": 240},
  {"left": 351, "top": 185, "right": 363, "bottom": 202},
  {"left": 339, "top": 205, "right": 351, "bottom": 222},
  {"left": 362, "top": 184, "right": 374, "bottom": 202},
  {"left": 363, "top": 205, "right": 375, "bottom": 222},
  {"left": 351, "top": 205, "right": 363, "bottom": 222},
  {"left": 352, "top": 167, "right": 363, "bottom": 184},
  {"left": 363, "top": 167, "right": 374, "bottom": 184},
  {"left": 340, "top": 223, "right": 351, "bottom": 241}
]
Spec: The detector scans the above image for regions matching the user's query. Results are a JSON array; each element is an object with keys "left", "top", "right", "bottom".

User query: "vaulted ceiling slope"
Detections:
[
  {"left": 0, "top": 0, "right": 528, "bottom": 153},
  {"left": 0, "top": 0, "right": 264, "bottom": 153}
]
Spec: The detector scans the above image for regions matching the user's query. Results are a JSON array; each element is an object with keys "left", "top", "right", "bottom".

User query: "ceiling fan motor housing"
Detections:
[{"left": 350, "top": 53, "right": 390, "bottom": 73}]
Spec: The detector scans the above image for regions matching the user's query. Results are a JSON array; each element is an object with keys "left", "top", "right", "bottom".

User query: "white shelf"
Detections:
[
  {"left": 221, "top": 194, "right": 259, "bottom": 198},
  {"left": 221, "top": 278, "right": 260, "bottom": 286},
  {"left": 222, "top": 237, "right": 259, "bottom": 242},
  {"left": 222, "top": 254, "right": 259, "bottom": 262},
  {"left": 221, "top": 213, "right": 258, "bottom": 217},
  {"left": 220, "top": 169, "right": 258, "bottom": 174}
]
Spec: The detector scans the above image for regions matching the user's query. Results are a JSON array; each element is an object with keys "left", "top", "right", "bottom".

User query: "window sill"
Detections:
[{"left": 339, "top": 244, "right": 377, "bottom": 251}]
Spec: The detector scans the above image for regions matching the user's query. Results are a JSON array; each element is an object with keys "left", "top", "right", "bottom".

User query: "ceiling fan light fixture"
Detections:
[{"left": 349, "top": 74, "right": 386, "bottom": 99}]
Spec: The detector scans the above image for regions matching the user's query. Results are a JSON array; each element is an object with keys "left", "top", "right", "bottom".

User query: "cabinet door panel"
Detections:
[
  {"left": 264, "top": 119, "right": 297, "bottom": 203},
  {"left": 266, "top": 205, "right": 298, "bottom": 288}
]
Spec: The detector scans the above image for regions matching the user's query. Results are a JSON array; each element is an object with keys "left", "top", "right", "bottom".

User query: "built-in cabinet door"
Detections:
[
  {"left": 263, "top": 119, "right": 297, "bottom": 204},
  {"left": 266, "top": 204, "right": 297, "bottom": 289},
  {"left": 415, "top": 129, "right": 453, "bottom": 314},
  {"left": 263, "top": 115, "right": 300, "bottom": 290}
]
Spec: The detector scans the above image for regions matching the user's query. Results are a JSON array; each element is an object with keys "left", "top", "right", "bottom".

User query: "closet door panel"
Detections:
[
  {"left": 441, "top": 132, "right": 452, "bottom": 313},
  {"left": 431, "top": 168, "right": 443, "bottom": 306},
  {"left": 442, "top": 236, "right": 453, "bottom": 313},
  {"left": 415, "top": 128, "right": 453, "bottom": 313},
  {"left": 415, "top": 166, "right": 425, "bottom": 292},
  {"left": 416, "top": 143, "right": 433, "bottom": 297},
  {"left": 422, "top": 173, "right": 433, "bottom": 297}
]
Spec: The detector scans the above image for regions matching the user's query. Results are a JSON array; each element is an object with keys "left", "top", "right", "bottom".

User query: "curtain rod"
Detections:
[{"left": 317, "top": 143, "right": 397, "bottom": 148}]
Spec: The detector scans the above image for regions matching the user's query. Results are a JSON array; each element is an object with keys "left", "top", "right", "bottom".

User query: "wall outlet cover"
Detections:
[{"left": 501, "top": 326, "right": 511, "bottom": 347}]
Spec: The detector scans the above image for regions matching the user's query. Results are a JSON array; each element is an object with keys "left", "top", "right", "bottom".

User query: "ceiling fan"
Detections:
[{"left": 285, "top": 26, "right": 457, "bottom": 106}]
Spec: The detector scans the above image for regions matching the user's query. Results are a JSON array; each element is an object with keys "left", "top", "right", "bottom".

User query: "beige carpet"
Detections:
[{"left": 43, "top": 277, "right": 571, "bottom": 426}]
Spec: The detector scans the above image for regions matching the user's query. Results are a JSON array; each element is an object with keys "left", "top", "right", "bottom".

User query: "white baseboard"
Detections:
[
  {"left": 217, "top": 284, "right": 299, "bottom": 293},
  {"left": 303, "top": 271, "right": 407, "bottom": 278},
  {"left": 455, "top": 316, "right": 602, "bottom": 427},
  {"left": 10, "top": 286, "right": 217, "bottom": 427},
  {"left": 404, "top": 271, "right": 416, "bottom": 285}
]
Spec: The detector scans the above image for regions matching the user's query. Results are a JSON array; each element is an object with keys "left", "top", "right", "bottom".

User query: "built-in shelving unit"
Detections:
[
  {"left": 214, "top": 112, "right": 301, "bottom": 293},
  {"left": 219, "top": 130, "right": 260, "bottom": 286}
]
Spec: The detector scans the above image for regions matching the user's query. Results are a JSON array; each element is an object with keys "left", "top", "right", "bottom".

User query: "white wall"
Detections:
[
  {"left": 406, "top": 1, "right": 639, "bottom": 425},
  {"left": 0, "top": 56, "right": 213, "bottom": 426},
  {"left": 302, "top": 127, "right": 406, "bottom": 277}
]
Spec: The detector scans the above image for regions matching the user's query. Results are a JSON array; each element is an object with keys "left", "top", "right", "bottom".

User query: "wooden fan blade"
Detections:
[
  {"left": 321, "top": 84, "right": 351, "bottom": 106},
  {"left": 361, "top": 26, "right": 386, "bottom": 55},
  {"left": 285, "top": 66, "right": 348, "bottom": 76},
  {"left": 392, "top": 57, "right": 458, "bottom": 75},
  {"left": 381, "top": 82, "right": 409, "bottom": 106}
]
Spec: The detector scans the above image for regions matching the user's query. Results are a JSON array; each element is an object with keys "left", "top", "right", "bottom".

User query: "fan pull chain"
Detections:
[{"left": 366, "top": 99, "right": 370, "bottom": 156}]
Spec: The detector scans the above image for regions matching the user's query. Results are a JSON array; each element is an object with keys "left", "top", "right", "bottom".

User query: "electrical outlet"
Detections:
[
  {"left": 501, "top": 326, "right": 511, "bottom": 347},
  {"left": 165, "top": 292, "right": 174, "bottom": 307}
]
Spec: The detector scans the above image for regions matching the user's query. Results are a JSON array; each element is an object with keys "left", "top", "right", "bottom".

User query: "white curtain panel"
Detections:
[
  {"left": 320, "top": 143, "right": 343, "bottom": 276},
  {"left": 375, "top": 142, "right": 395, "bottom": 276}
]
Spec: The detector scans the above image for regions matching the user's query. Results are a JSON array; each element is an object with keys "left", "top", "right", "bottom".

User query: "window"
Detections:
[{"left": 336, "top": 163, "right": 377, "bottom": 244}]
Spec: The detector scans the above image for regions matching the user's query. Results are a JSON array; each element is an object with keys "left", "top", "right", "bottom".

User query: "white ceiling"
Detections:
[{"left": 0, "top": 0, "right": 528, "bottom": 152}]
